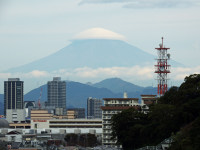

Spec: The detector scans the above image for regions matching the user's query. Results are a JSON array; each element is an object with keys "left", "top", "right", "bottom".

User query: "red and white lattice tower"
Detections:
[{"left": 155, "top": 37, "right": 171, "bottom": 97}]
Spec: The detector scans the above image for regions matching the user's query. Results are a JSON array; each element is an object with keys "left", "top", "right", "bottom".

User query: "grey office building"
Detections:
[
  {"left": 47, "top": 77, "right": 66, "bottom": 115},
  {"left": 4, "top": 78, "right": 24, "bottom": 116},
  {"left": 87, "top": 97, "right": 102, "bottom": 119}
]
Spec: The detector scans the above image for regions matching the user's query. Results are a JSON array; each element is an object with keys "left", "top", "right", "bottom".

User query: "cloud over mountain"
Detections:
[
  {"left": 6, "top": 35, "right": 159, "bottom": 73},
  {"left": 1, "top": 28, "right": 188, "bottom": 92},
  {"left": 72, "top": 27, "right": 126, "bottom": 41}
]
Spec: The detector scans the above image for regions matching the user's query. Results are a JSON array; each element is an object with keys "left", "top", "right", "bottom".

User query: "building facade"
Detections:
[
  {"left": 87, "top": 97, "right": 102, "bottom": 119},
  {"left": 101, "top": 98, "right": 140, "bottom": 147},
  {"left": 31, "top": 109, "right": 53, "bottom": 129},
  {"left": 141, "top": 95, "right": 157, "bottom": 106},
  {"left": 4, "top": 78, "right": 24, "bottom": 116},
  {"left": 6, "top": 109, "right": 26, "bottom": 123},
  {"left": 66, "top": 110, "right": 77, "bottom": 119},
  {"left": 67, "top": 108, "right": 85, "bottom": 119},
  {"left": 47, "top": 77, "right": 66, "bottom": 115}
]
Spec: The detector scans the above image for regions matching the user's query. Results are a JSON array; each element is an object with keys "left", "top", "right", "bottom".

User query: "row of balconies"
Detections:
[
  {"left": 103, "top": 126, "right": 111, "bottom": 129},
  {"left": 103, "top": 130, "right": 112, "bottom": 134},
  {"left": 102, "top": 111, "right": 119, "bottom": 114},
  {"left": 102, "top": 139, "right": 117, "bottom": 144},
  {"left": 103, "top": 121, "right": 111, "bottom": 124},
  {"left": 103, "top": 135, "right": 111, "bottom": 139},
  {"left": 103, "top": 116, "right": 111, "bottom": 119},
  {"left": 104, "top": 101, "right": 138, "bottom": 105}
]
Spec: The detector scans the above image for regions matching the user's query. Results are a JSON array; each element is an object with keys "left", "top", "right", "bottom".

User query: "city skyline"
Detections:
[{"left": 0, "top": 0, "right": 200, "bottom": 93}]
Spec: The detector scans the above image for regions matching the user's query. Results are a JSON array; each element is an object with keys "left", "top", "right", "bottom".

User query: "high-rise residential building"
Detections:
[
  {"left": 87, "top": 97, "right": 102, "bottom": 119},
  {"left": 4, "top": 78, "right": 24, "bottom": 116},
  {"left": 47, "top": 77, "right": 66, "bottom": 115},
  {"left": 101, "top": 97, "right": 140, "bottom": 147}
]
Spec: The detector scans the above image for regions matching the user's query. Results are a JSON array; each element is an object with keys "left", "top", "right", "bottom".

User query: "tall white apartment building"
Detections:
[
  {"left": 47, "top": 77, "right": 66, "bottom": 115},
  {"left": 101, "top": 97, "right": 140, "bottom": 147}
]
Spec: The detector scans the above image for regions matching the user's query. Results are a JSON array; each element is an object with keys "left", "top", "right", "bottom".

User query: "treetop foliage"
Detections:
[{"left": 111, "top": 74, "right": 200, "bottom": 150}]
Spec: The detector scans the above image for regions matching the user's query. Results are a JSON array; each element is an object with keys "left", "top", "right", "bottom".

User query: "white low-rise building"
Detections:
[{"left": 30, "top": 118, "right": 102, "bottom": 134}]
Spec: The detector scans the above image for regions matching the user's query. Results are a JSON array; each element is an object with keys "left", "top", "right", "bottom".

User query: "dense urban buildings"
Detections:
[
  {"left": 101, "top": 97, "right": 140, "bottom": 147},
  {"left": 1, "top": 78, "right": 159, "bottom": 149},
  {"left": 87, "top": 97, "right": 102, "bottom": 119},
  {"left": 47, "top": 77, "right": 66, "bottom": 115}
]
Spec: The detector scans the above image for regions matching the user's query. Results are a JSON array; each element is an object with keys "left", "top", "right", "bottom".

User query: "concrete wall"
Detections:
[
  {"left": 6, "top": 109, "right": 25, "bottom": 123},
  {"left": 31, "top": 120, "right": 49, "bottom": 129}
]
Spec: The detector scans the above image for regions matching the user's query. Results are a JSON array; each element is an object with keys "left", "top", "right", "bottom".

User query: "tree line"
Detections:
[{"left": 111, "top": 74, "right": 200, "bottom": 150}]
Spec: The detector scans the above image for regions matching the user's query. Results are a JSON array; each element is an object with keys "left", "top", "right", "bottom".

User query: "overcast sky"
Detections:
[{"left": 0, "top": 0, "right": 200, "bottom": 93}]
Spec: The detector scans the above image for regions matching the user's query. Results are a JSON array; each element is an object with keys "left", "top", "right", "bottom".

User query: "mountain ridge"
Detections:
[
  {"left": 0, "top": 78, "right": 157, "bottom": 115},
  {"left": 6, "top": 39, "right": 181, "bottom": 73},
  {"left": 93, "top": 77, "right": 144, "bottom": 93},
  {"left": 24, "top": 78, "right": 156, "bottom": 110}
]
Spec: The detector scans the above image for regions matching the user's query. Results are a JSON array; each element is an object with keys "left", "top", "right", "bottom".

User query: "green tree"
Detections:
[
  {"left": 64, "top": 133, "right": 78, "bottom": 146},
  {"left": 170, "top": 117, "right": 200, "bottom": 150},
  {"left": 111, "top": 74, "right": 200, "bottom": 150},
  {"left": 111, "top": 108, "right": 149, "bottom": 149},
  {"left": 64, "top": 133, "right": 98, "bottom": 147}
]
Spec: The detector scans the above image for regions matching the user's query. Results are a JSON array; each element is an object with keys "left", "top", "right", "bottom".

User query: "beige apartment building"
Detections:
[{"left": 101, "top": 98, "right": 140, "bottom": 147}]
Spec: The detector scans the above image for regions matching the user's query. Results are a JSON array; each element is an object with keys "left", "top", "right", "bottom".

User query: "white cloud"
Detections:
[
  {"left": 72, "top": 28, "right": 126, "bottom": 41},
  {"left": 65, "top": 66, "right": 154, "bottom": 80},
  {"left": 0, "top": 70, "right": 49, "bottom": 79},
  {"left": 1, "top": 66, "right": 200, "bottom": 86},
  {"left": 24, "top": 70, "right": 49, "bottom": 78},
  {"left": 53, "top": 65, "right": 200, "bottom": 84},
  {"left": 0, "top": 65, "right": 200, "bottom": 93},
  {"left": 171, "top": 66, "right": 200, "bottom": 80},
  {"left": 0, "top": 73, "right": 11, "bottom": 79}
]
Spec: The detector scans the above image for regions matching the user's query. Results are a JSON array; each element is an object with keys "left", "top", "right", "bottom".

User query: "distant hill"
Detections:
[
  {"left": 93, "top": 78, "right": 144, "bottom": 93},
  {"left": 0, "top": 78, "right": 157, "bottom": 115},
  {"left": 24, "top": 81, "right": 121, "bottom": 110},
  {"left": 141, "top": 86, "right": 157, "bottom": 95},
  {"left": 24, "top": 78, "right": 157, "bottom": 111},
  {"left": 24, "top": 84, "right": 47, "bottom": 101},
  {"left": 93, "top": 78, "right": 157, "bottom": 98},
  {"left": 66, "top": 81, "right": 120, "bottom": 109}
]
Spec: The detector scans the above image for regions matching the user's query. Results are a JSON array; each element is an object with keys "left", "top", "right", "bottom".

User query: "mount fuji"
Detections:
[{"left": 6, "top": 28, "right": 181, "bottom": 73}]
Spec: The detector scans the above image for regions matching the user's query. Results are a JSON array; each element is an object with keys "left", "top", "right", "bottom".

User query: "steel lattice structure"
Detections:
[{"left": 155, "top": 37, "right": 171, "bottom": 96}]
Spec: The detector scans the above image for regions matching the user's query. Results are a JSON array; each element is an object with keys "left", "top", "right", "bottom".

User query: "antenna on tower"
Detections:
[
  {"left": 38, "top": 88, "right": 43, "bottom": 109},
  {"left": 155, "top": 37, "right": 171, "bottom": 97}
]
